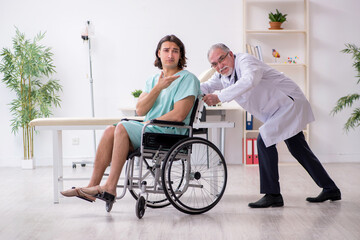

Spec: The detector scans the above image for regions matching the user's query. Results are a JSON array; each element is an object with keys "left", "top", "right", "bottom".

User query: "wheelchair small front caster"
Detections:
[
  {"left": 106, "top": 201, "right": 113, "bottom": 212},
  {"left": 136, "top": 196, "right": 146, "bottom": 219}
]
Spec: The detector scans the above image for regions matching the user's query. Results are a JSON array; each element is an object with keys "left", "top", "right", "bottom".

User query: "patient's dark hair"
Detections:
[{"left": 154, "top": 35, "right": 187, "bottom": 70}]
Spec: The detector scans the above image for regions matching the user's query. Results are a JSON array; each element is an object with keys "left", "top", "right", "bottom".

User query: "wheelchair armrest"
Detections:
[
  {"left": 150, "top": 119, "right": 185, "bottom": 126},
  {"left": 121, "top": 118, "right": 143, "bottom": 122}
]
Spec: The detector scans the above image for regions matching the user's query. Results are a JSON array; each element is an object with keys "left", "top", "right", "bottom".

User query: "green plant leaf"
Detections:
[
  {"left": 344, "top": 108, "right": 360, "bottom": 132},
  {"left": 131, "top": 89, "right": 142, "bottom": 98},
  {"left": 268, "top": 9, "right": 287, "bottom": 22},
  {"left": 331, "top": 94, "right": 360, "bottom": 115}
]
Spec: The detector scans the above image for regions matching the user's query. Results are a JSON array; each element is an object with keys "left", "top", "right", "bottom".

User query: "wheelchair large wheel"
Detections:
[
  {"left": 162, "top": 137, "right": 227, "bottom": 215},
  {"left": 128, "top": 158, "right": 174, "bottom": 208}
]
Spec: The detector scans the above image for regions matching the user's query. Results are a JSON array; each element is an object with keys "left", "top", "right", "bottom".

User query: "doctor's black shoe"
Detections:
[
  {"left": 248, "top": 194, "right": 284, "bottom": 208},
  {"left": 306, "top": 189, "right": 341, "bottom": 203}
]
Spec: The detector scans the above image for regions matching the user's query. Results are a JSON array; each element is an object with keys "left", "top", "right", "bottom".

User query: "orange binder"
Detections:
[
  {"left": 246, "top": 138, "right": 253, "bottom": 164},
  {"left": 252, "top": 138, "right": 259, "bottom": 164}
]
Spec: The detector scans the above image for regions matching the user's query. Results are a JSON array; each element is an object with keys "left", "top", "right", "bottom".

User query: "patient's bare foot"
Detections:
[
  {"left": 61, "top": 187, "right": 96, "bottom": 202},
  {"left": 80, "top": 185, "right": 116, "bottom": 197}
]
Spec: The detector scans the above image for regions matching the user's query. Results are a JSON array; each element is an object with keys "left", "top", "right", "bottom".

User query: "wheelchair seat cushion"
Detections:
[
  {"left": 142, "top": 132, "right": 188, "bottom": 150},
  {"left": 118, "top": 120, "right": 188, "bottom": 149}
]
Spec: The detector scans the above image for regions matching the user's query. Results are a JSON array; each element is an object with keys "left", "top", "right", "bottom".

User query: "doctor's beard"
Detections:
[{"left": 220, "top": 66, "right": 233, "bottom": 77}]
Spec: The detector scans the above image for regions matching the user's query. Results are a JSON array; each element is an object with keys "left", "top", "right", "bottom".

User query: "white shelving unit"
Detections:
[{"left": 242, "top": 0, "right": 309, "bottom": 165}]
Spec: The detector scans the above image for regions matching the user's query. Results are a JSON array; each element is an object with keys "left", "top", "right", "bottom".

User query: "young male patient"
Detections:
[{"left": 61, "top": 34, "right": 201, "bottom": 204}]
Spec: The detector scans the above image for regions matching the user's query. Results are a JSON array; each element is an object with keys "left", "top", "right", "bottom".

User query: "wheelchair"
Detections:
[{"left": 104, "top": 97, "right": 227, "bottom": 219}]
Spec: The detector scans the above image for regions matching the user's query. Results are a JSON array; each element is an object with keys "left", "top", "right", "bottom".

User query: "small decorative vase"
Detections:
[
  {"left": 22, "top": 158, "right": 35, "bottom": 169},
  {"left": 133, "top": 97, "right": 139, "bottom": 106},
  {"left": 269, "top": 22, "right": 283, "bottom": 30}
]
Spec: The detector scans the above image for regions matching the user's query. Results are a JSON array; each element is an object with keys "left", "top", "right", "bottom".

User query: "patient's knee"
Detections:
[
  {"left": 103, "top": 125, "right": 116, "bottom": 138},
  {"left": 114, "top": 123, "right": 129, "bottom": 138}
]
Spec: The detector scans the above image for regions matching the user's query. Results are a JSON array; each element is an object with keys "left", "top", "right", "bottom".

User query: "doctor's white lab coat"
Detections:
[{"left": 201, "top": 53, "right": 315, "bottom": 147}]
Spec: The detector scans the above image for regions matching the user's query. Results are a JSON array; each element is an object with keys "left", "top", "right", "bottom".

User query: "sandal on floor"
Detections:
[
  {"left": 80, "top": 185, "right": 116, "bottom": 204},
  {"left": 60, "top": 187, "right": 96, "bottom": 202}
]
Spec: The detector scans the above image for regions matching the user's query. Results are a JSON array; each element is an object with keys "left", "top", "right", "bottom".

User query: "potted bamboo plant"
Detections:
[
  {"left": 268, "top": 9, "right": 287, "bottom": 30},
  {"left": 0, "top": 28, "right": 62, "bottom": 169},
  {"left": 331, "top": 43, "right": 360, "bottom": 132}
]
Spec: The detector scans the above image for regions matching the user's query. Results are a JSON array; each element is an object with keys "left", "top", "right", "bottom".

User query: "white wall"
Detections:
[
  {"left": 0, "top": 0, "right": 359, "bottom": 167},
  {"left": 309, "top": 0, "right": 360, "bottom": 163}
]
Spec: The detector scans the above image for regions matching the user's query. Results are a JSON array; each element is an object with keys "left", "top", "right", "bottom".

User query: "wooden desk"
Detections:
[{"left": 30, "top": 117, "right": 234, "bottom": 203}]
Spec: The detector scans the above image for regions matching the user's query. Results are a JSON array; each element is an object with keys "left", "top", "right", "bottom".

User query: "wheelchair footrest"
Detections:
[{"left": 95, "top": 191, "right": 116, "bottom": 203}]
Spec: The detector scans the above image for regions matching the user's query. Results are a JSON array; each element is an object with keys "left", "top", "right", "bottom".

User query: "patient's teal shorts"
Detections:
[{"left": 115, "top": 120, "right": 183, "bottom": 149}]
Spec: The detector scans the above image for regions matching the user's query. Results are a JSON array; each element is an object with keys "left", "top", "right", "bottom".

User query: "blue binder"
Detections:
[{"left": 246, "top": 111, "right": 253, "bottom": 130}]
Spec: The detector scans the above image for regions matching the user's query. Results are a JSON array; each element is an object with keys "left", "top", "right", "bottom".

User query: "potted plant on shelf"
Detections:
[
  {"left": 0, "top": 28, "right": 62, "bottom": 169},
  {"left": 268, "top": 9, "right": 287, "bottom": 30},
  {"left": 331, "top": 43, "right": 360, "bottom": 132},
  {"left": 131, "top": 89, "right": 142, "bottom": 105}
]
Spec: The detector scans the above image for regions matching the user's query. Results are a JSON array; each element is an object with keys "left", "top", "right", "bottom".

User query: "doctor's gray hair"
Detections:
[{"left": 207, "top": 43, "right": 231, "bottom": 59}]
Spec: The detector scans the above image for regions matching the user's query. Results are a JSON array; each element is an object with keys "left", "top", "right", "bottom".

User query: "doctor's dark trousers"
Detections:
[{"left": 257, "top": 131, "right": 338, "bottom": 194}]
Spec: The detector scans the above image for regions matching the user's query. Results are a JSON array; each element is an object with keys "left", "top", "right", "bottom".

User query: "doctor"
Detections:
[{"left": 201, "top": 43, "right": 341, "bottom": 208}]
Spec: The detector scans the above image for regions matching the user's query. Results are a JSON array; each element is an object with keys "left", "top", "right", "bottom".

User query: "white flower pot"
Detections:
[
  {"left": 22, "top": 158, "right": 35, "bottom": 169},
  {"left": 133, "top": 97, "right": 139, "bottom": 106}
]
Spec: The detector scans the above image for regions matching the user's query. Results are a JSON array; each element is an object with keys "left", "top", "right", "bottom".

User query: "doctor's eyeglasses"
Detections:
[{"left": 211, "top": 52, "right": 229, "bottom": 68}]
